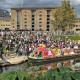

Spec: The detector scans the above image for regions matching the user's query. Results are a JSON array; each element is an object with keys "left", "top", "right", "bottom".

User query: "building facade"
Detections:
[
  {"left": 0, "top": 9, "right": 11, "bottom": 30},
  {"left": 11, "top": 8, "right": 55, "bottom": 31},
  {"left": 73, "top": 18, "right": 80, "bottom": 34},
  {"left": 0, "top": 9, "right": 10, "bottom": 20},
  {"left": 0, "top": 20, "right": 11, "bottom": 30}
]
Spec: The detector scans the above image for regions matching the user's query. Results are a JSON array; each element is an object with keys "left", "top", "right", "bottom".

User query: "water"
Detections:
[
  {"left": 0, "top": 59, "right": 79, "bottom": 73},
  {"left": 0, "top": 62, "right": 28, "bottom": 73}
]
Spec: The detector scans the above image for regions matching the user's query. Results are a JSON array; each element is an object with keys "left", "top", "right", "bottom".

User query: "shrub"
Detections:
[{"left": 0, "top": 67, "right": 80, "bottom": 80}]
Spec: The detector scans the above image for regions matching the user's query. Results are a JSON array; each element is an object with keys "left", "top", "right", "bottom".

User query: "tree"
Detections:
[{"left": 52, "top": 0, "right": 75, "bottom": 34}]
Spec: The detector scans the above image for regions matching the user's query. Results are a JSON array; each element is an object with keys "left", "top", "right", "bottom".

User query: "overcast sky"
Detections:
[{"left": 0, "top": 0, "right": 80, "bottom": 17}]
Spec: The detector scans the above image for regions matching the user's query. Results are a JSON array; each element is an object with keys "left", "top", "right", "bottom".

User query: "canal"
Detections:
[{"left": 0, "top": 59, "right": 80, "bottom": 73}]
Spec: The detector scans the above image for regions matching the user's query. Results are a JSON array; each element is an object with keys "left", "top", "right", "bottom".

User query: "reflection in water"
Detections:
[
  {"left": 0, "top": 66, "right": 3, "bottom": 73},
  {"left": 2, "top": 62, "right": 28, "bottom": 72},
  {"left": 0, "top": 60, "right": 77, "bottom": 73}
]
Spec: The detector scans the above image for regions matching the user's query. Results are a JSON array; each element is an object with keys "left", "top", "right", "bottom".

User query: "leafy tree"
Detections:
[{"left": 52, "top": 0, "right": 75, "bottom": 34}]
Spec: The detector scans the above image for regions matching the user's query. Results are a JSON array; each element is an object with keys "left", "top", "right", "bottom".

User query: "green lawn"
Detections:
[{"left": 52, "top": 35, "right": 80, "bottom": 40}]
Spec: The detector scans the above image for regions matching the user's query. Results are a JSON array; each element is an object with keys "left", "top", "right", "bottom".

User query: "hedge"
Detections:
[{"left": 0, "top": 67, "right": 80, "bottom": 80}]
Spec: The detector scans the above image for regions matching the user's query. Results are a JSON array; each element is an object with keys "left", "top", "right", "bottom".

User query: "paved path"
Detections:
[
  {"left": 0, "top": 54, "right": 28, "bottom": 66},
  {"left": 6, "top": 56, "right": 28, "bottom": 64}
]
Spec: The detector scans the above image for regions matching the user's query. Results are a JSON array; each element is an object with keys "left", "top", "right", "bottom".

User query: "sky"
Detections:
[{"left": 0, "top": 0, "right": 80, "bottom": 17}]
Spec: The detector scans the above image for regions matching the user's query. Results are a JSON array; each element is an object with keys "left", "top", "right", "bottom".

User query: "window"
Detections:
[
  {"left": 25, "top": 22, "right": 27, "bottom": 23},
  {"left": 32, "top": 28, "right": 34, "bottom": 31},
  {"left": 24, "top": 18, "right": 27, "bottom": 20},
  {"left": 39, "top": 11, "right": 42, "bottom": 13},
  {"left": 39, "top": 18, "right": 42, "bottom": 20},
  {"left": 39, "top": 28, "right": 42, "bottom": 31},
  {"left": 32, "top": 18, "right": 34, "bottom": 20},
  {"left": 32, "top": 15, "right": 35, "bottom": 17},
  {"left": 32, "top": 22, "right": 34, "bottom": 24},
  {"left": 39, "top": 25, "right": 42, "bottom": 27},
  {"left": 12, "top": 23, "right": 14, "bottom": 25},
  {"left": 25, "top": 25, "right": 27, "bottom": 27},
  {"left": 17, "top": 25, "right": 20, "bottom": 29},
  {"left": 13, "top": 19, "right": 14, "bottom": 21},
  {"left": 24, "top": 14, "right": 27, "bottom": 16},
  {"left": 46, "top": 28, "right": 49, "bottom": 31},
  {"left": 76, "top": 25, "right": 78, "bottom": 27},
  {"left": 47, "top": 25, "right": 50, "bottom": 28},
  {"left": 39, "top": 14, "right": 42, "bottom": 17},
  {"left": 47, "top": 25, "right": 50, "bottom": 31},
  {"left": 47, "top": 18, "right": 50, "bottom": 21},
  {"left": 47, "top": 22, "right": 50, "bottom": 24},
  {"left": 47, "top": 15, "right": 50, "bottom": 17},
  {"left": 32, "top": 25, "right": 34, "bottom": 27},
  {"left": 39, "top": 22, "right": 42, "bottom": 24},
  {"left": 76, "top": 29, "right": 80, "bottom": 31}
]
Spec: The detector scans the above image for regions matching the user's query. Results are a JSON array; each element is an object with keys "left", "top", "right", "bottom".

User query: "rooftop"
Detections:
[{"left": 11, "top": 7, "right": 57, "bottom": 10}]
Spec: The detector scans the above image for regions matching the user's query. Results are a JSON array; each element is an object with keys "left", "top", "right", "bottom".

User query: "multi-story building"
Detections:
[
  {"left": 0, "top": 20, "right": 11, "bottom": 30},
  {"left": 0, "top": 9, "right": 10, "bottom": 20},
  {"left": 0, "top": 9, "right": 11, "bottom": 30},
  {"left": 73, "top": 18, "right": 80, "bottom": 34},
  {"left": 11, "top": 8, "right": 55, "bottom": 31}
]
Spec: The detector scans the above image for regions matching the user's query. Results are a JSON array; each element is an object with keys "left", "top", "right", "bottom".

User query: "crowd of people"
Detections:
[{"left": 0, "top": 31, "right": 80, "bottom": 59}]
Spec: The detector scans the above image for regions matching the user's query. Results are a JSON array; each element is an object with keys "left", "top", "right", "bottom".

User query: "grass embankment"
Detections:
[
  {"left": 53, "top": 35, "right": 80, "bottom": 40},
  {"left": 0, "top": 67, "right": 80, "bottom": 80}
]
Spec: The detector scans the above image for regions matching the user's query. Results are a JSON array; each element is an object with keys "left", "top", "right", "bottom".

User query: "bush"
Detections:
[
  {"left": 72, "top": 72, "right": 80, "bottom": 80},
  {"left": 0, "top": 67, "right": 80, "bottom": 80}
]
